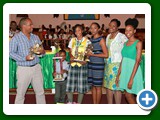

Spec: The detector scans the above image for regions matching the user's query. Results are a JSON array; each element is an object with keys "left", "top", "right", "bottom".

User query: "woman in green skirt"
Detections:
[{"left": 116, "top": 18, "right": 144, "bottom": 104}]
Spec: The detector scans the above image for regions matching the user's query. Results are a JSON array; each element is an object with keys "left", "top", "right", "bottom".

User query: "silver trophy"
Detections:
[
  {"left": 53, "top": 57, "right": 64, "bottom": 81},
  {"left": 55, "top": 73, "right": 63, "bottom": 80},
  {"left": 29, "top": 47, "right": 35, "bottom": 60}
]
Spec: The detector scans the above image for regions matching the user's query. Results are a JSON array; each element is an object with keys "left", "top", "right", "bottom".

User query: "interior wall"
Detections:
[{"left": 10, "top": 14, "right": 145, "bottom": 29}]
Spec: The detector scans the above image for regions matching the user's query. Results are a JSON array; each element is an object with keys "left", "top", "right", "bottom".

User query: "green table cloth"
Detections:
[
  {"left": 9, "top": 53, "right": 145, "bottom": 89},
  {"left": 9, "top": 52, "right": 70, "bottom": 89}
]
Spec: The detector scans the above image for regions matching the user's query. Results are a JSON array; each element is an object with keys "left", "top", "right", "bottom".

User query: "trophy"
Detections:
[
  {"left": 73, "top": 42, "right": 94, "bottom": 62},
  {"left": 84, "top": 43, "right": 94, "bottom": 61},
  {"left": 32, "top": 42, "right": 43, "bottom": 54},
  {"left": 29, "top": 47, "right": 35, "bottom": 60},
  {"left": 29, "top": 42, "right": 44, "bottom": 59},
  {"left": 53, "top": 57, "right": 64, "bottom": 81},
  {"left": 74, "top": 46, "right": 85, "bottom": 62},
  {"left": 54, "top": 39, "right": 60, "bottom": 49},
  {"left": 52, "top": 39, "right": 61, "bottom": 53}
]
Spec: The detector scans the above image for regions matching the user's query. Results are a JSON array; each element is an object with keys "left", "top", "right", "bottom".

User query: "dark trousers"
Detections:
[{"left": 54, "top": 80, "right": 67, "bottom": 103}]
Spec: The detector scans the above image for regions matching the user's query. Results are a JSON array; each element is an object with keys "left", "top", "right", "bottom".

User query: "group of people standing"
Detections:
[
  {"left": 66, "top": 18, "right": 144, "bottom": 104},
  {"left": 9, "top": 17, "right": 144, "bottom": 104},
  {"left": 103, "top": 18, "right": 144, "bottom": 104}
]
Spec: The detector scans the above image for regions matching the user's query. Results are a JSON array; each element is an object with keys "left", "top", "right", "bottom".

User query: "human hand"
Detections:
[
  {"left": 26, "top": 54, "right": 35, "bottom": 61},
  {"left": 86, "top": 51, "right": 93, "bottom": 57},
  {"left": 52, "top": 72, "right": 56, "bottom": 77},
  {"left": 115, "top": 76, "right": 120, "bottom": 87},
  {"left": 70, "top": 56, "right": 75, "bottom": 62},
  {"left": 36, "top": 48, "right": 45, "bottom": 55},
  {"left": 78, "top": 61, "right": 87, "bottom": 65},
  {"left": 127, "top": 80, "right": 133, "bottom": 89},
  {"left": 61, "top": 70, "right": 65, "bottom": 74}
]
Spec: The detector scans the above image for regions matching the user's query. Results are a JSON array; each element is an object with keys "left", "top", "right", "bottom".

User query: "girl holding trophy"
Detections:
[
  {"left": 87, "top": 22, "right": 108, "bottom": 104},
  {"left": 66, "top": 24, "right": 91, "bottom": 104}
]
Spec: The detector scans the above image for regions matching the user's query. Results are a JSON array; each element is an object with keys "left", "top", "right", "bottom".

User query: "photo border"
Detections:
[{"left": 3, "top": 3, "right": 151, "bottom": 115}]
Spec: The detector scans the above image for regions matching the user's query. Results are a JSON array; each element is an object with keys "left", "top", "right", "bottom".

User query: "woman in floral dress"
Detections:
[{"left": 103, "top": 19, "right": 127, "bottom": 104}]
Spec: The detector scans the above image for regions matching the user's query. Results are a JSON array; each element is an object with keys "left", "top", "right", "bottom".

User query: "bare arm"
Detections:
[
  {"left": 117, "top": 60, "right": 122, "bottom": 79},
  {"left": 128, "top": 41, "right": 142, "bottom": 89},
  {"left": 115, "top": 60, "right": 122, "bottom": 87},
  {"left": 88, "top": 38, "right": 108, "bottom": 58},
  {"left": 62, "top": 69, "right": 68, "bottom": 74},
  {"left": 69, "top": 48, "right": 74, "bottom": 62}
]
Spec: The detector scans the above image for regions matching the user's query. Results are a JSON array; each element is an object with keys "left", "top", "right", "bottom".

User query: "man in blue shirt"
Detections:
[{"left": 9, "top": 17, "right": 46, "bottom": 104}]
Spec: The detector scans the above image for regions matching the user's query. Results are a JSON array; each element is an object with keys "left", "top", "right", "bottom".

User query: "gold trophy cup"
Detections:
[
  {"left": 84, "top": 43, "right": 94, "bottom": 61},
  {"left": 32, "top": 42, "right": 43, "bottom": 54}
]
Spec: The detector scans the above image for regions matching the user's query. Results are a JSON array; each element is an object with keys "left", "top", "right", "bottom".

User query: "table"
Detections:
[
  {"left": 9, "top": 52, "right": 70, "bottom": 89},
  {"left": 9, "top": 53, "right": 145, "bottom": 89}
]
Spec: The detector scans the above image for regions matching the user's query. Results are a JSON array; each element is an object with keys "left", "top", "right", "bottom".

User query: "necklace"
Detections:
[
  {"left": 76, "top": 37, "right": 83, "bottom": 47},
  {"left": 75, "top": 37, "right": 83, "bottom": 58}
]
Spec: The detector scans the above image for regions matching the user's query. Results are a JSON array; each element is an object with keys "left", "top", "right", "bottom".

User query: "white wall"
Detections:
[{"left": 10, "top": 14, "right": 145, "bottom": 29}]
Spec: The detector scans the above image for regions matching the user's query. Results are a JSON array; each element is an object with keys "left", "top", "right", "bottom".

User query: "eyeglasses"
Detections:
[{"left": 25, "top": 24, "right": 33, "bottom": 26}]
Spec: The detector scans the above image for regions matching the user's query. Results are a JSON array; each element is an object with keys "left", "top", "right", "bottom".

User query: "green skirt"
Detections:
[{"left": 119, "top": 57, "right": 144, "bottom": 95}]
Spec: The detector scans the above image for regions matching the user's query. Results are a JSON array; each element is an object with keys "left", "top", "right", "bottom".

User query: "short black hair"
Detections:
[
  {"left": 74, "top": 24, "right": 84, "bottom": 32},
  {"left": 125, "top": 18, "right": 139, "bottom": 29},
  {"left": 110, "top": 19, "right": 121, "bottom": 27},
  {"left": 10, "top": 21, "right": 17, "bottom": 25},
  {"left": 90, "top": 22, "right": 100, "bottom": 29},
  {"left": 59, "top": 49, "right": 66, "bottom": 55},
  {"left": 19, "top": 17, "right": 31, "bottom": 28},
  {"left": 73, "top": 24, "right": 85, "bottom": 36},
  {"left": 69, "top": 30, "right": 73, "bottom": 32}
]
